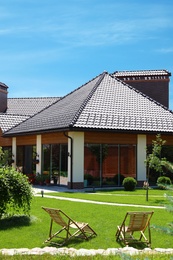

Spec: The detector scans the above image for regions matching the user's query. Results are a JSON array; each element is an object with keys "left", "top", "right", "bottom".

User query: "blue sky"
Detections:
[{"left": 1, "top": 0, "right": 173, "bottom": 108}]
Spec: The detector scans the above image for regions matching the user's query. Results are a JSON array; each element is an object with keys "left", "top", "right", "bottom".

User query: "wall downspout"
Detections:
[{"left": 64, "top": 132, "right": 73, "bottom": 189}]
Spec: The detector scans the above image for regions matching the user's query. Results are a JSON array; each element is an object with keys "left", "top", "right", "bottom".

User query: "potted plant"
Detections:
[
  {"left": 27, "top": 173, "right": 36, "bottom": 184},
  {"left": 35, "top": 174, "right": 45, "bottom": 185},
  {"left": 52, "top": 172, "right": 59, "bottom": 185},
  {"left": 32, "top": 159, "right": 39, "bottom": 164},
  {"left": 84, "top": 173, "right": 93, "bottom": 186},
  {"left": 44, "top": 174, "right": 50, "bottom": 185}
]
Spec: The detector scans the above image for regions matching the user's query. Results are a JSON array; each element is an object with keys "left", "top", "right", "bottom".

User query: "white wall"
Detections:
[
  {"left": 36, "top": 135, "right": 42, "bottom": 174},
  {"left": 12, "top": 137, "right": 16, "bottom": 168},
  {"left": 137, "top": 134, "right": 147, "bottom": 181},
  {"left": 68, "top": 132, "right": 84, "bottom": 183}
]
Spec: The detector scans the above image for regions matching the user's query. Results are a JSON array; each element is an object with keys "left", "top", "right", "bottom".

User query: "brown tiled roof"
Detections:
[{"left": 4, "top": 72, "right": 173, "bottom": 136}]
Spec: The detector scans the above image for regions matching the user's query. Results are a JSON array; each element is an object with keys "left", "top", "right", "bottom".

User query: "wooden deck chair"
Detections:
[
  {"left": 42, "top": 207, "right": 97, "bottom": 246},
  {"left": 115, "top": 211, "right": 154, "bottom": 247}
]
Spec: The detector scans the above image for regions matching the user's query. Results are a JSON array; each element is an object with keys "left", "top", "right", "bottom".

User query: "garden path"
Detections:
[{"left": 33, "top": 186, "right": 165, "bottom": 209}]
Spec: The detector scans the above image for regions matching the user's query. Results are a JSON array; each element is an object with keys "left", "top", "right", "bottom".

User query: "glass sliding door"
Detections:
[
  {"left": 42, "top": 144, "right": 68, "bottom": 185},
  {"left": 84, "top": 143, "right": 136, "bottom": 187},
  {"left": 16, "top": 145, "right": 36, "bottom": 174},
  {"left": 119, "top": 145, "right": 136, "bottom": 179}
]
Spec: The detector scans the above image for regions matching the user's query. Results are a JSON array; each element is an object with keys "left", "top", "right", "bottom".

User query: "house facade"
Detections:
[{"left": 0, "top": 70, "right": 173, "bottom": 189}]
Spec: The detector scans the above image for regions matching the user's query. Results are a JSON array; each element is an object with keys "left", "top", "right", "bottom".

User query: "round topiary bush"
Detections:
[
  {"left": 122, "top": 177, "right": 137, "bottom": 191},
  {"left": 157, "top": 176, "right": 172, "bottom": 190}
]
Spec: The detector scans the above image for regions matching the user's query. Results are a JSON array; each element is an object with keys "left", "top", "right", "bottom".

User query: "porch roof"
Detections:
[{"left": 3, "top": 71, "right": 173, "bottom": 136}]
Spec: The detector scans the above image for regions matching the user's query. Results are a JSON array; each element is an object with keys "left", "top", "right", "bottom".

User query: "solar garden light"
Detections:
[{"left": 41, "top": 190, "right": 44, "bottom": 197}]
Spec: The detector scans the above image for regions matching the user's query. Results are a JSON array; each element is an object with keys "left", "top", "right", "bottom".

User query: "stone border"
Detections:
[{"left": 1, "top": 247, "right": 173, "bottom": 256}]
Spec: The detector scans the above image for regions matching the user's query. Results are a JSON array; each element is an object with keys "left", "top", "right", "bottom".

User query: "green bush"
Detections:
[
  {"left": 157, "top": 176, "right": 172, "bottom": 190},
  {"left": 122, "top": 177, "right": 137, "bottom": 191},
  {"left": 84, "top": 173, "right": 94, "bottom": 185},
  {"left": 113, "top": 174, "right": 125, "bottom": 185},
  {"left": 0, "top": 167, "right": 33, "bottom": 218}
]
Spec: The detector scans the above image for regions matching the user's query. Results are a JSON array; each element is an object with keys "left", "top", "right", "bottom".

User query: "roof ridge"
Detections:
[
  {"left": 3, "top": 72, "right": 108, "bottom": 135},
  {"left": 110, "top": 74, "right": 173, "bottom": 114},
  {"left": 69, "top": 72, "right": 107, "bottom": 127},
  {"left": 60, "top": 71, "right": 108, "bottom": 101}
]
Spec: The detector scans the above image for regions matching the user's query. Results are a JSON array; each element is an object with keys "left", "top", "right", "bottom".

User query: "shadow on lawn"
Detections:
[
  {"left": 44, "top": 236, "right": 96, "bottom": 248},
  {"left": 154, "top": 199, "right": 166, "bottom": 205},
  {"left": 0, "top": 215, "right": 32, "bottom": 230},
  {"left": 116, "top": 240, "right": 149, "bottom": 250}
]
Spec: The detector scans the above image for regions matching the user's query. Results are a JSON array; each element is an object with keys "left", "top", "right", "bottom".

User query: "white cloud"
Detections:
[{"left": 1, "top": 1, "right": 173, "bottom": 48}]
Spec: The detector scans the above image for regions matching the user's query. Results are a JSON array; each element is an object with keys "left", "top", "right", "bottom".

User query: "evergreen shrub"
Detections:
[
  {"left": 157, "top": 176, "right": 172, "bottom": 190},
  {"left": 0, "top": 167, "right": 33, "bottom": 218},
  {"left": 113, "top": 174, "right": 125, "bottom": 185},
  {"left": 122, "top": 177, "right": 137, "bottom": 191},
  {"left": 84, "top": 173, "right": 94, "bottom": 185}
]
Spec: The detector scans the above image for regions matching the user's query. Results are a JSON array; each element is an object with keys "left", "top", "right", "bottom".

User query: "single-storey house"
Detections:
[{"left": 0, "top": 69, "right": 173, "bottom": 189}]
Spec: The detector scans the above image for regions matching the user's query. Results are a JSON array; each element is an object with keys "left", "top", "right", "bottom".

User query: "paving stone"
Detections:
[{"left": 1, "top": 247, "right": 173, "bottom": 256}]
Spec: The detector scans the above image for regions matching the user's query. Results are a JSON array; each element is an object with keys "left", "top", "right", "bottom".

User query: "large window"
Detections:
[
  {"left": 84, "top": 144, "right": 136, "bottom": 187},
  {"left": 16, "top": 145, "right": 36, "bottom": 174},
  {"left": 42, "top": 144, "right": 68, "bottom": 185}
]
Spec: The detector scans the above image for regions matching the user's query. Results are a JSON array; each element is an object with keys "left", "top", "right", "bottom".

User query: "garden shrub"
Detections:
[
  {"left": 0, "top": 167, "right": 33, "bottom": 218},
  {"left": 84, "top": 173, "right": 94, "bottom": 185},
  {"left": 122, "top": 177, "right": 137, "bottom": 191},
  {"left": 157, "top": 176, "right": 172, "bottom": 190},
  {"left": 113, "top": 174, "right": 125, "bottom": 185}
]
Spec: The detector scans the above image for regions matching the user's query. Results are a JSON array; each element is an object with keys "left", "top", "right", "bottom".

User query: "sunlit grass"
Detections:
[
  {"left": 0, "top": 188, "right": 172, "bottom": 251},
  {"left": 1, "top": 253, "right": 173, "bottom": 260},
  {"left": 45, "top": 188, "right": 168, "bottom": 207}
]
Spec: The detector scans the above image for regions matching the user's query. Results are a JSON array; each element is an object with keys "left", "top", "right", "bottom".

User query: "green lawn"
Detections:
[
  {"left": 0, "top": 188, "right": 172, "bottom": 252},
  {"left": 46, "top": 189, "right": 169, "bottom": 206},
  {"left": 1, "top": 254, "right": 173, "bottom": 260}
]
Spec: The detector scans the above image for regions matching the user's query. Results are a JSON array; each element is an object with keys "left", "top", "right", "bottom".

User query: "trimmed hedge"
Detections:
[
  {"left": 122, "top": 177, "right": 137, "bottom": 191},
  {"left": 157, "top": 176, "right": 172, "bottom": 190}
]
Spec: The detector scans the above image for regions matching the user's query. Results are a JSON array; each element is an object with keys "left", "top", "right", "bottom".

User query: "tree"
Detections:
[
  {"left": 145, "top": 134, "right": 173, "bottom": 201},
  {"left": 0, "top": 147, "right": 33, "bottom": 218}
]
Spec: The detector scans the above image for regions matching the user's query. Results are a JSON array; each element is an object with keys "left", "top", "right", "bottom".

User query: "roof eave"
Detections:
[{"left": 3, "top": 125, "right": 173, "bottom": 137}]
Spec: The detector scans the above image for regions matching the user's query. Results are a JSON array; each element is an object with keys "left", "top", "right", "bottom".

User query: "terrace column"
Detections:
[
  {"left": 137, "top": 134, "right": 147, "bottom": 186},
  {"left": 67, "top": 132, "right": 84, "bottom": 189},
  {"left": 36, "top": 135, "right": 42, "bottom": 174},
  {"left": 12, "top": 137, "right": 16, "bottom": 168}
]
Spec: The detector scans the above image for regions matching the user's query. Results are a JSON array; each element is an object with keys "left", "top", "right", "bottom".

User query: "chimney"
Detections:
[
  {"left": 0, "top": 82, "right": 8, "bottom": 112},
  {"left": 113, "top": 70, "right": 171, "bottom": 108}
]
